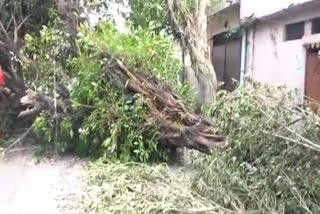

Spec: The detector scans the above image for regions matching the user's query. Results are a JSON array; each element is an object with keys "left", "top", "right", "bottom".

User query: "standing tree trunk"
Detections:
[{"left": 167, "top": 0, "right": 218, "bottom": 106}]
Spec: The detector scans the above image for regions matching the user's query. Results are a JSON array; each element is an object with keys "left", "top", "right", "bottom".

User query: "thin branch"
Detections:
[
  {"left": 285, "top": 126, "right": 320, "bottom": 151},
  {"left": 268, "top": 132, "right": 320, "bottom": 153},
  {"left": 5, "top": 16, "right": 14, "bottom": 32},
  {"left": 5, "top": 147, "right": 30, "bottom": 155},
  {"left": 19, "top": 4, "right": 23, "bottom": 22},
  {"left": 1, "top": 126, "right": 33, "bottom": 157},
  {"left": 287, "top": 117, "right": 303, "bottom": 127},
  {"left": 283, "top": 172, "right": 314, "bottom": 214},
  {"left": 17, "top": 14, "right": 31, "bottom": 31},
  {"left": 0, "top": 20, "right": 9, "bottom": 39},
  {"left": 17, "top": 107, "right": 42, "bottom": 119},
  {"left": 12, "top": 15, "right": 18, "bottom": 44}
]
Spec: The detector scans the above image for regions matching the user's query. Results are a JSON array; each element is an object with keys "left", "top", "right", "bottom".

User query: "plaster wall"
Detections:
[
  {"left": 246, "top": 6, "right": 320, "bottom": 102},
  {"left": 240, "top": 0, "right": 314, "bottom": 19}
]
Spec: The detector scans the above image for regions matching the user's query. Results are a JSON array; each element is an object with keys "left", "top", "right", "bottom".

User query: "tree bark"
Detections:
[
  {"left": 108, "top": 58, "right": 225, "bottom": 153},
  {"left": 167, "top": 0, "right": 218, "bottom": 106}
]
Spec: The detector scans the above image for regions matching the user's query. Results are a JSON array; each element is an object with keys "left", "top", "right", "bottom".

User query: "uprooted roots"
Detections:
[{"left": 103, "top": 58, "right": 225, "bottom": 153}]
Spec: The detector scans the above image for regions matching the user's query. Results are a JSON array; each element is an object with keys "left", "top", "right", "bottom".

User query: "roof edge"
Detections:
[
  {"left": 207, "top": 0, "right": 240, "bottom": 17},
  {"left": 255, "top": 0, "right": 320, "bottom": 21}
]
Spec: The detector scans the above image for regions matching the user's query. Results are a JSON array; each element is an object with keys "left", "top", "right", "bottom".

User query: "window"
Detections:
[
  {"left": 312, "top": 18, "right": 320, "bottom": 34},
  {"left": 285, "top": 22, "right": 305, "bottom": 41}
]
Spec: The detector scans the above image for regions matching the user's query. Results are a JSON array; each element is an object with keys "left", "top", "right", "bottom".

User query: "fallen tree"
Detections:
[
  {"left": 64, "top": 82, "right": 320, "bottom": 214},
  {"left": 105, "top": 58, "right": 225, "bottom": 153},
  {"left": 0, "top": 0, "right": 225, "bottom": 160},
  {"left": 19, "top": 53, "right": 225, "bottom": 155}
]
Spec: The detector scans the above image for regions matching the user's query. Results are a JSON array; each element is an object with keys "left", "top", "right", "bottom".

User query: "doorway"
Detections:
[
  {"left": 212, "top": 32, "right": 242, "bottom": 91},
  {"left": 305, "top": 48, "right": 320, "bottom": 110}
]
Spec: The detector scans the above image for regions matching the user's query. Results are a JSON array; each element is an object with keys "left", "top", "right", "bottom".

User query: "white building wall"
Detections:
[
  {"left": 246, "top": 5, "right": 320, "bottom": 102},
  {"left": 240, "top": 0, "right": 314, "bottom": 19}
]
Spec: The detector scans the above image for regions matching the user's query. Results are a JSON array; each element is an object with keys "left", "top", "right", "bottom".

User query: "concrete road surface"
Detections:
[{"left": 0, "top": 148, "right": 83, "bottom": 214}]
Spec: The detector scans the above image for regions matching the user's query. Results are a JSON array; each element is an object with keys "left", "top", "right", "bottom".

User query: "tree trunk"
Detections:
[{"left": 168, "top": 0, "right": 218, "bottom": 106}]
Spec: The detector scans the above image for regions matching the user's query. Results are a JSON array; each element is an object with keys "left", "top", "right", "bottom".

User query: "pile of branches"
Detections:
[
  {"left": 0, "top": 0, "right": 224, "bottom": 156},
  {"left": 190, "top": 81, "right": 320, "bottom": 213},
  {"left": 61, "top": 82, "right": 320, "bottom": 214},
  {"left": 62, "top": 159, "right": 233, "bottom": 214}
]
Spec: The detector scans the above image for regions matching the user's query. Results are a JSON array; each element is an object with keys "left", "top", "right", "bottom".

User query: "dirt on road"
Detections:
[{"left": 0, "top": 147, "right": 84, "bottom": 214}]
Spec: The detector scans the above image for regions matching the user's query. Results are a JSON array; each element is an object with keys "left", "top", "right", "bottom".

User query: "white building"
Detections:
[{"left": 208, "top": 0, "right": 320, "bottom": 105}]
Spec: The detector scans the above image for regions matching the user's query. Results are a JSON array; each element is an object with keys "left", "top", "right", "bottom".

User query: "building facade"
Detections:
[
  {"left": 208, "top": 0, "right": 320, "bottom": 105},
  {"left": 207, "top": 0, "right": 242, "bottom": 91}
]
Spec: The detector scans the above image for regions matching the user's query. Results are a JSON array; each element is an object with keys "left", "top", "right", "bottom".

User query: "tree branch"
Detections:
[
  {"left": 1, "top": 126, "right": 33, "bottom": 157},
  {"left": 12, "top": 15, "right": 18, "bottom": 44},
  {"left": 17, "top": 14, "right": 31, "bottom": 32},
  {"left": 0, "top": 20, "right": 9, "bottom": 39},
  {"left": 5, "top": 16, "right": 14, "bottom": 32},
  {"left": 167, "top": 0, "right": 185, "bottom": 38}
]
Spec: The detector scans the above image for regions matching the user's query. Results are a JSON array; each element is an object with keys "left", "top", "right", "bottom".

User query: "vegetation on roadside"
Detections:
[
  {"left": 66, "top": 159, "right": 234, "bottom": 214},
  {"left": 72, "top": 82, "right": 320, "bottom": 214},
  {"left": 191, "top": 82, "right": 320, "bottom": 213},
  {"left": 28, "top": 20, "right": 193, "bottom": 162},
  {"left": 1, "top": 1, "right": 320, "bottom": 213}
]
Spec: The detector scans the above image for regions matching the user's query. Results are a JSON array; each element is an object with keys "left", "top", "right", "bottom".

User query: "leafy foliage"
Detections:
[
  {"left": 68, "top": 80, "right": 319, "bottom": 212},
  {"left": 127, "top": 0, "right": 223, "bottom": 34},
  {"left": 25, "top": 19, "right": 189, "bottom": 162},
  {"left": 192, "top": 81, "right": 320, "bottom": 213},
  {"left": 13, "top": 3, "right": 320, "bottom": 214},
  {"left": 69, "top": 22, "right": 188, "bottom": 161},
  {"left": 79, "top": 22, "right": 182, "bottom": 87},
  {"left": 65, "top": 159, "right": 234, "bottom": 214},
  {"left": 32, "top": 113, "right": 74, "bottom": 154},
  {"left": 128, "top": 0, "right": 167, "bottom": 33},
  {"left": 23, "top": 11, "right": 73, "bottom": 91},
  {"left": 69, "top": 53, "right": 167, "bottom": 162}
]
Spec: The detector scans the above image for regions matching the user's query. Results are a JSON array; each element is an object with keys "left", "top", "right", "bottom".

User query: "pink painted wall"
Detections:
[
  {"left": 241, "top": 0, "right": 314, "bottom": 19},
  {"left": 246, "top": 5, "right": 320, "bottom": 102}
]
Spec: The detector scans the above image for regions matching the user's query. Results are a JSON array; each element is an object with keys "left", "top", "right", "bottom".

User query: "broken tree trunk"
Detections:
[{"left": 167, "top": 0, "right": 218, "bottom": 107}]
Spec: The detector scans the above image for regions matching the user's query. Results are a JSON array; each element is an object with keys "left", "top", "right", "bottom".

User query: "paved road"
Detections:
[{"left": 0, "top": 149, "right": 83, "bottom": 214}]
